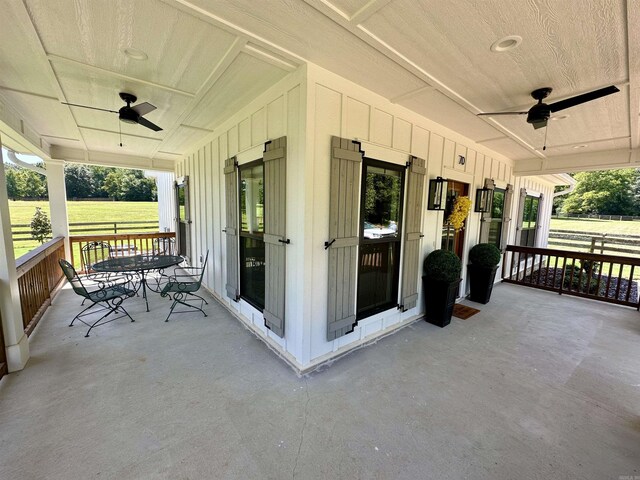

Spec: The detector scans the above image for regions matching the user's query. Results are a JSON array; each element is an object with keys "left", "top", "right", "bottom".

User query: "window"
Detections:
[
  {"left": 175, "top": 176, "right": 190, "bottom": 259},
  {"left": 487, "top": 188, "right": 505, "bottom": 249},
  {"left": 357, "top": 159, "right": 404, "bottom": 319},
  {"left": 239, "top": 160, "right": 265, "bottom": 310},
  {"left": 519, "top": 195, "right": 540, "bottom": 247}
]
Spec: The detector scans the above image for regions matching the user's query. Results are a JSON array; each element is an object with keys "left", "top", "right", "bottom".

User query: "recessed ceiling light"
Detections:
[
  {"left": 123, "top": 47, "right": 148, "bottom": 61},
  {"left": 551, "top": 114, "right": 570, "bottom": 121},
  {"left": 490, "top": 35, "right": 522, "bottom": 52},
  {"left": 572, "top": 144, "right": 588, "bottom": 149}
]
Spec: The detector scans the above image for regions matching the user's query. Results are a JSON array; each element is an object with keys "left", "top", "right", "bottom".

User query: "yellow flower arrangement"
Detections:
[{"left": 446, "top": 196, "right": 471, "bottom": 232}]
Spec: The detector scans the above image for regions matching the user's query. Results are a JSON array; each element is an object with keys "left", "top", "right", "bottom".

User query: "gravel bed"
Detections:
[{"left": 523, "top": 267, "right": 639, "bottom": 302}]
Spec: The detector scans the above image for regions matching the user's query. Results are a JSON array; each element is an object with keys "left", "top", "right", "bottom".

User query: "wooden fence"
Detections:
[
  {"left": 502, "top": 245, "right": 640, "bottom": 309},
  {"left": 11, "top": 220, "right": 159, "bottom": 242},
  {"left": 548, "top": 229, "right": 640, "bottom": 256},
  {"left": 69, "top": 231, "right": 177, "bottom": 271},
  {"left": 16, "top": 237, "right": 66, "bottom": 336}
]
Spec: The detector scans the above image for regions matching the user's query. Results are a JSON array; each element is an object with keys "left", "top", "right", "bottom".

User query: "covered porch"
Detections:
[{"left": 0, "top": 282, "right": 638, "bottom": 479}]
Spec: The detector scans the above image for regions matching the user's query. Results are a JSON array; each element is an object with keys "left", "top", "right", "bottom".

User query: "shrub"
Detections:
[
  {"left": 562, "top": 264, "right": 598, "bottom": 293},
  {"left": 423, "top": 249, "right": 461, "bottom": 283},
  {"left": 469, "top": 243, "right": 501, "bottom": 268},
  {"left": 30, "top": 207, "right": 52, "bottom": 244}
]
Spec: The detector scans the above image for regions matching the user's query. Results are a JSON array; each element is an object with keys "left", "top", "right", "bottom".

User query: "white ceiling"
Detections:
[{"left": 0, "top": 0, "right": 637, "bottom": 168}]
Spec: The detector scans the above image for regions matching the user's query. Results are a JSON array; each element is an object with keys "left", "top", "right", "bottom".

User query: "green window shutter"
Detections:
[
  {"left": 224, "top": 156, "right": 239, "bottom": 301},
  {"left": 326, "top": 136, "right": 362, "bottom": 341},
  {"left": 478, "top": 178, "right": 495, "bottom": 244},
  {"left": 399, "top": 155, "right": 426, "bottom": 311},
  {"left": 500, "top": 184, "right": 514, "bottom": 251},
  {"left": 263, "top": 136, "right": 287, "bottom": 337}
]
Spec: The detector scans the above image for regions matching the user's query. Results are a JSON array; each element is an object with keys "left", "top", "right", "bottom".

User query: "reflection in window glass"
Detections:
[
  {"left": 178, "top": 186, "right": 186, "bottom": 221},
  {"left": 239, "top": 161, "right": 265, "bottom": 310},
  {"left": 362, "top": 166, "right": 402, "bottom": 239},
  {"left": 240, "top": 163, "right": 264, "bottom": 234},
  {"left": 519, "top": 195, "right": 540, "bottom": 247},
  {"left": 358, "top": 159, "right": 404, "bottom": 320},
  {"left": 486, "top": 188, "right": 505, "bottom": 249}
]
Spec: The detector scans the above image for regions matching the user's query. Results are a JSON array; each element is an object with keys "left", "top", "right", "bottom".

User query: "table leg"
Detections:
[{"left": 141, "top": 270, "right": 149, "bottom": 312}]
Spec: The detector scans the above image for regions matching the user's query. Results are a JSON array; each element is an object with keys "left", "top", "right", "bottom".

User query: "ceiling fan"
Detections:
[
  {"left": 477, "top": 85, "right": 620, "bottom": 129},
  {"left": 62, "top": 92, "right": 163, "bottom": 132}
]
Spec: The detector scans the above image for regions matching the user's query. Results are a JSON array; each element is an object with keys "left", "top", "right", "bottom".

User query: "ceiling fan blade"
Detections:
[
  {"left": 549, "top": 85, "right": 620, "bottom": 113},
  {"left": 137, "top": 116, "right": 163, "bottom": 132},
  {"left": 477, "top": 111, "right": 528, "bottom": 116},
  {"left": 61, "top": 102, "right": 118, "bottom": 114},
  {"left": 131, "top": 102, "right": 156, "bottom": 116},
  {"left": 532, "top": 119, "right": 548, "bottom": 129}
]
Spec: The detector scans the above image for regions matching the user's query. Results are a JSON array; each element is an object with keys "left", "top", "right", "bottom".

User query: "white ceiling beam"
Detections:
[
  {"left": 51, "top": 145, "right": 175, "bottom": 172},
  {"left": 150, "top": 36, "right": 247, "bottom": 158},
  {"left": 0, "top": 86, "right": 59, "bottom": 102},
  {"left": 543, "top": 135, "right": 630, "bottom": 151},
  {"left": 47, "top": 54, "right": 196, "bottom": 98},
  {"left": 168, "top": 0, "right": 304, "bottom": 65},
  {"left": 626, "top": 0, "right": 639, "bottom": 149},
  {"left": 514, "top": 148, "right": 640, "bottom": 176},
  {"left": 303, "top": 0, "right": 545, "bottom": 159},
  {"left": 0, "top": 94, "right": 51, "bottom": 159},
  {"left": 243, "top": 43, "right": 298, "bottom": 72},
  {"left": 350, "top": 0, "right": 393, "bottom": 24},
  {"left": 12, "top": 0, "right": 88, "bottom": 151},
  {"left": 78, "top": 126, "right": 163, "bottom": 142},
  {"left": 390, "top": 85, "right": 435, "bottom": 104}
]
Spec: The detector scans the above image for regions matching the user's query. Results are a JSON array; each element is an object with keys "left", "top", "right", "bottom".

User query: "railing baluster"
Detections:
[
  {"left": 605, "top": 262, "right": 614, "bottom": 298},
  {"left": 614, "top": 263, "right": 623, "bottom": 301},
  {"left": 625, "top": 265, "right": 634, "bottom": 303}
]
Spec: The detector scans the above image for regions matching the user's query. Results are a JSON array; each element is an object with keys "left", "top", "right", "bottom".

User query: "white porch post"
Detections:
[
  {"left": 46, "top": 159, "right": 70, "bottom": 259},
  {"left": 0, "top": 143, "right": 29, "bottom": 371}
]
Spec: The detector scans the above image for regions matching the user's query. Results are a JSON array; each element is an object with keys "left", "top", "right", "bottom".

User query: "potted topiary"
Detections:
[
  {"left": 467, "top": 243, "right": 502, "bottom": 304},
  {"left": 422, "top": 249, "right": 462, "bottom": 328}
]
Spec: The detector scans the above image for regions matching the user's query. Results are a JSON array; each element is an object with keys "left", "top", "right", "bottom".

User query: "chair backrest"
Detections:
[
  {"left": 81, "top": 241, "right": 113, "bottom": 272},
  {"left": 196, "top": 250, "right": 209, "bottom": 285},
  {"left": 59, "top": 259, "right": 90, "bottom": 299},
  {"left": 153, "top": 237, "right": 176, "bottom": 255}
]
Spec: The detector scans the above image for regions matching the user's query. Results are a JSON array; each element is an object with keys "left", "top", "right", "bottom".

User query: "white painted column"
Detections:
[
  {"left": 154, "top": 171, "right": 176, "bottom": 232},
  {"left": 46, "top": 159, "right": 70, "bottom": 259},
  {"left": 0, "top": 143, "right": 29, "bottom": 371}
]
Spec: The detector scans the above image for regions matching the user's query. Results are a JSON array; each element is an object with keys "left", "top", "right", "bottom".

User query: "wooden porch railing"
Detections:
[
  {"left": 502, "top": 245, "right": 640, "bottom": 309},
  {"left": 16, "top": 237, "right": 66, "bottom": 336},
  {"left": 69, "top": 231, "right": 177, "bottom": 271}
]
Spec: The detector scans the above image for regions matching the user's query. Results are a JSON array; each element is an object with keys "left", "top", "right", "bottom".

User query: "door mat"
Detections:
[{"left": 452, "top": 303, "right": 480, "bottom": 320}]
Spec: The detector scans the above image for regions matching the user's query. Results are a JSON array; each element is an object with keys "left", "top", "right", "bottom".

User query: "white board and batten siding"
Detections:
[
  {"left": 174, "top": 71, "right": 306, "bottom": 364},
  {"left": 304, "top": 64, "right": 556, "bottom": 368},
  {"left": 174, "top": 64, "right": 558, "bottom": 371}
]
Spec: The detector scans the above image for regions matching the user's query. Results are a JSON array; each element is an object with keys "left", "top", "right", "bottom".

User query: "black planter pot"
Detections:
[
  {"left": 467, "top": 264, "right": 498, "bottom": 304},
  {"left": 422, "top": 277, "right": 461, "bottom": 328}
]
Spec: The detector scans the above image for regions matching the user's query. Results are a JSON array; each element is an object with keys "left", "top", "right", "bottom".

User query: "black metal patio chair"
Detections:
[
  {"left": 160, "top": 251, "right": 209, "bottom": 322},
  {"left": 59, "top": 259, "right": 137, "bottom": 337},
  {"left": 80, "top": 241, "right": 114, "bottom": 273}
]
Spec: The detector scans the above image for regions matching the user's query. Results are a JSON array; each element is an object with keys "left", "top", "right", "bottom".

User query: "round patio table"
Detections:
[{"left": 93, "top": 254, "right": 183, "bottom": 312}]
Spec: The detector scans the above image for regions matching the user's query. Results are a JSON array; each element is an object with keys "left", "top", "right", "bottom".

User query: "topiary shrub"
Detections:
[
  {"left": 423, "top": 249, "right": 461, "bottom": 283},
  {"left": 468, "top": 243, "right": 501, "bottom": 268}
]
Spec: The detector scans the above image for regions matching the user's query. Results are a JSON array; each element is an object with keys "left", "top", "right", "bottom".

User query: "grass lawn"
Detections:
[
  {"left": 550, "top": 217, "right": 640, "bottom": 235},
  {"left": 10, "top": 200, "right": 159, "bottom": 259}
]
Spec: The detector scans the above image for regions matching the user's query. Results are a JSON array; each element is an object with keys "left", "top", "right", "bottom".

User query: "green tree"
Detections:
[
  {"left": 30, "top": 207, "right": 52, "bottom": 244},
  {"left": 65, "top": 164, "right": 94, "bottom": 198},
  {"left": 561, "top": 169, "right": 639, "bottom": 216}
]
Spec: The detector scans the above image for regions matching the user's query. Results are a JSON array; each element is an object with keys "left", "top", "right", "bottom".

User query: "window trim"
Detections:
[
  {"left": 356, "top": 157, "right": 406, "bottom": 320},
  {"left": 238, "top": 158, "right": 265, "bottom": 311},
  {"left": 518, "top": 191, "right": 541, "bottom": 247}
]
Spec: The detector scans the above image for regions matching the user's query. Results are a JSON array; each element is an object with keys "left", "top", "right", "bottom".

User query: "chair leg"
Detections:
[
  {"left": 164, "top": 293, "right": 207, "bottom": 322},
  {"left": 189, "top": 292, "right": 208, "bottom": 305},
  {"left": 84, "top": 302, "right": 119, "bottom": 337},
  {"left": 70, "top": 301, "right": 101, "bottom": 327},
  {"left": 164, "top": 299, "right": 179, "bottom": 322}
]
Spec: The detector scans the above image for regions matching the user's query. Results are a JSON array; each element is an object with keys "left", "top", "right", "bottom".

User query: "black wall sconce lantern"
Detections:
[
  {"left": 475, "top": 186, "right": 493, "bottom": 213},
  {"left": 427, "top": 176, "right": 448, "bottom": 210}
]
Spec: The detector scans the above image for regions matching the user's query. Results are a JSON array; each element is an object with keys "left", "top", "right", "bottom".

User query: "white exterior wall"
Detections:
[
  {"left": 303, "top": 64, "right": 556, "bottom": 368},
  {"left": 176, "top": 63, "right": 556, "bottom": 371},
  {"left": 175, "top": 67, "right": 307, "bottom": 367}
]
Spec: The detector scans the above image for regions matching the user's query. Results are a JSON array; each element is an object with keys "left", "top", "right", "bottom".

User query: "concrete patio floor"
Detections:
[{"left": 1, "top": 282, "right": 639, "bottom": 480}]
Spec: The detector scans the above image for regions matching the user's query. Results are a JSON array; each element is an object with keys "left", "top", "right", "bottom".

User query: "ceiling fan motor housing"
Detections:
[
  {"left": 119, "top": 107, "right": 139, "bottom": 124},
  {"left": 526, "top": 103, "right": 551, "bottom": 125}
]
